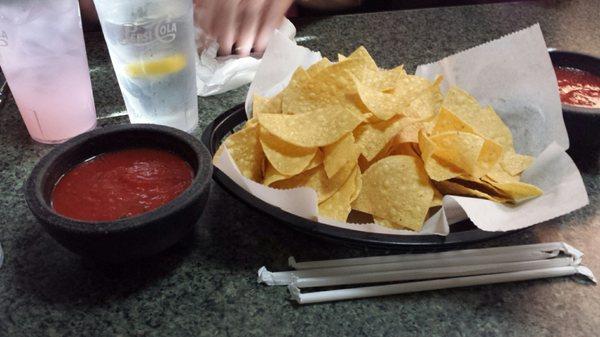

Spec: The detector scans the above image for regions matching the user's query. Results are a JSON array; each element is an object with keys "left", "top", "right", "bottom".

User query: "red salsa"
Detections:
[
  {"left": 554, "top": 66, "right": 600, "bottom": 108},
  {"left": 51, "top": 148, "right": 194, "bottom": 222}
]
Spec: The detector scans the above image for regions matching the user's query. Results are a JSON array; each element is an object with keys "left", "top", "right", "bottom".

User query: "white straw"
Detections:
[
  {"left": 260, "top": 250, "right": 560, "bottom": 286},
  {"left": 291, "top": 257, "right": 576, "bottom": 288},
  {"left": 289, "top": 266, "right": 596, "bottom": 304},
  {"left": 289, "top": 242, "right": 582, "bottom": 269}
]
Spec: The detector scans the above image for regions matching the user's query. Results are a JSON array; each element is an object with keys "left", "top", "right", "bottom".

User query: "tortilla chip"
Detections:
[
  {"left": 253, "top": 93, "right": 282, "bottom": 115},
  {"left": 442, "top": 86, "right": 513, "bottom": 148},
  {"left": 355, "top": 115, "right": 417, "bottom": 161},
  {"left": 485, "top": 162, "right": 520, "bottom": 183},
  {"left": 360, "top": 67, "right": 406, "bottom": 92},
  {"left": 223, "top": 123, "right": 264, "bottom": 182},
  {"left": 306, "top": 57, "right": 332, "bottom": 76},
  {"left": 395, "top": 116, "right": 435, "bottom": 143},
  {"left": 431, "top": 187, "right": 443, "bottom": 207},
  {"left": 485, "top": 180, "right": 543, "bottom": 203},
  {"left": 319, "top": 166, "right": 360, "bottom": 221},
  {"left": 263, "top": 162, "right": 288, "bottom": 186},
  {"left": 323, "top": 133, "right": 360, "bottom": 178},
  {"left": 258, "top": 105, "right": 363, "bottom": 147},
  {"left": 393, "top": 75, "right": 431, "bottom": 101},
  {"left": 434, "top": 179, "right": 510, "bottom": 203},
  {"left": 500, "top": 150, "right": 535, "bottom": 175},
  {"left": 360, "top": 155, "right": 434, "bottom": 231},
  {"left": 401, "top": 76, "right": 443, "bottom": 119},
  {"left": 281, "top": 67, "right": 311, "bottom": 114},
  {"left": 418, "top": 130, "right": 465, "bottom": 181},
  {"left": 431, "top": 107, "right": 477, "bottom": 135},
  {"left": 354, "top": 76, "right": 406, "bottom": 120},
  {"left": 259, "top": 128, "right": 317, "bottom": 176},
  {"left": 272, "top": 160, "right": 356, "bottom": 202}
]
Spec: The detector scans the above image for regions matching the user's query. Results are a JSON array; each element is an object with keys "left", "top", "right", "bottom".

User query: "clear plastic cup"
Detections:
[
  {"left": 94, "top": 0, "right": 199, "bottom": 133},
  {"left": 0, "top": 0, "right": 97, "bottom": 144}
]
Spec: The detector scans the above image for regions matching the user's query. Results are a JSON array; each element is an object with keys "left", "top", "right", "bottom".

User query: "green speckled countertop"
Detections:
[{"left": 1, "top": 1, "right": 599, "bottom": 336}]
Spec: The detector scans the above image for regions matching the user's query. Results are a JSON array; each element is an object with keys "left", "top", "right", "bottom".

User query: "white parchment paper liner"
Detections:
[{"left": 214, "top": 24, "right": 589, "bottom": 236}]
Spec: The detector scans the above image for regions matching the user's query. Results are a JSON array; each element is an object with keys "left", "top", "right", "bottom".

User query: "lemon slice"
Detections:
[{"left": 124, "top": 53, "right": 187, "bottom": 78}]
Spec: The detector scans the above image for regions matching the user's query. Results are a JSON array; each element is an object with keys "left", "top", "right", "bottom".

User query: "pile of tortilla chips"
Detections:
[{"left": 215, "top": 46, "right": 542, "bottom": 232}]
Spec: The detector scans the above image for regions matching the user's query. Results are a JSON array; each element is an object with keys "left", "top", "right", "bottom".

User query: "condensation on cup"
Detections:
[
  {"left": 94, "top": 0, "right": 199, "bottom": 133},
  {"left": 0, "top": 0, "right": 97, "bottom": 144}
]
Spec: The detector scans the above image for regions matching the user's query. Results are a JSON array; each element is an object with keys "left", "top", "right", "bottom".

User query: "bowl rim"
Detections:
[
  {"left": 201, "top": 104, "right": 525, "bottom": 250},
  {"left": 25, "top": 123, "right": 212, "bottom": 235},
  {"left": 548, "top": 48, "right": 600, "bottom": 116}
]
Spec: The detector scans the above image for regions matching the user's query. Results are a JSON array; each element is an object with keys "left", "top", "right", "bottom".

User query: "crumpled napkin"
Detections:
[{"left": 195, "top": 18, "right": 297, "bottom": 97}]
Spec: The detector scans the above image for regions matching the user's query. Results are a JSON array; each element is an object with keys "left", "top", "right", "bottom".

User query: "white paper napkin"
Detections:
[{"left": 195, "top": 18, "right": 297, "bottom": 97}]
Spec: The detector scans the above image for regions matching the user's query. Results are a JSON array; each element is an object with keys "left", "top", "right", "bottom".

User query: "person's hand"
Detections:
[{"left": 194, "top": 0, "right": 294, "bottom": 56}]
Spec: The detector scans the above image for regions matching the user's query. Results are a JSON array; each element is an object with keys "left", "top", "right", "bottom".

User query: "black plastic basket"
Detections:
[{"left": 201, "top": 104, "right": 521, "bottom": 250}]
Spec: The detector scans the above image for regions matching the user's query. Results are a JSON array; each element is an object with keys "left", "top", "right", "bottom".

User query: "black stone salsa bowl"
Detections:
[
  {"left": 25, "top": 124, "right": 212, "bottom": 262},
  {"left": 548, "top": 49, "right": 600, "bottom": 171},
  {"left": 548, "top": 50, "right": 600, "bottom": 151}
]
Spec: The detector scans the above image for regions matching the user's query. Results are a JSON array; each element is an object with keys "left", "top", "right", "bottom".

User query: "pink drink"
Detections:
[{"left": 0, "top": 0, "right": 96, "bottom": 143}]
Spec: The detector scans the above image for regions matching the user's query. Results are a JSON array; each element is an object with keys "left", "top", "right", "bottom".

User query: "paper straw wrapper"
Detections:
[
  {"left": 260, "top": 251, "right": 558, "bottom": 286},
  {"left": 288, "top": 242, "right": 582, "bottom": 269},
  {"left": 291, "top": 257, "right": 576, "bottom": 288},
  {"left": 257, "top": 242, "right": 595, "bottom": 304},
  {"left": 289, "top": 266, "right": 597, "bottom": 304},
  {"left": 259, "top": 242, "right": 579, "bottom": 286}
]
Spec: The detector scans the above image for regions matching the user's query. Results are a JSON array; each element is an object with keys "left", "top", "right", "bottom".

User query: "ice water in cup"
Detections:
[
  {"left": 0, "top": 0, "right": 97, "bottom": 144},
  {"left": 94, "top": 0, "right": 198, "bottom": 132}
]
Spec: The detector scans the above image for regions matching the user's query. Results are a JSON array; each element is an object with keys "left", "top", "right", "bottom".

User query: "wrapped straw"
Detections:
[
  {"left": 288, "top": 242, "right": 582, "bottom": 269},
  {"left": 260, "top": 248, "right": 564, "bottom": 286},
  {"left": 291, "top": 257, "right": 576, "bottom": 288},
  {"left": 256, "top": 242, "right": 595, "bottom": 304},
  {"left": 289, "top": 266, "right": 596, "bottom": 304}
]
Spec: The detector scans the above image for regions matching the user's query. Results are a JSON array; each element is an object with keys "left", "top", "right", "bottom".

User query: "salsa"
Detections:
[
  {"left": 554, "top": 66, "right": 600, "bottom": 108},
  {"left": 52, "top": 148, "right": 194, "bottom": 222}
]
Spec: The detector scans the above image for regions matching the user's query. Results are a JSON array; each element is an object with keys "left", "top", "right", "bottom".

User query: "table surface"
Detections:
[{"left": 1, "top": 1, "right": 599, "bottom": 336}]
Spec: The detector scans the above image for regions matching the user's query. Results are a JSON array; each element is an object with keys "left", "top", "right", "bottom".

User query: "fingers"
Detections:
[
  {"left": 253, "top": 0, "right": 294, "bottom": 54},
  {"left": 213, "top": 0, "right": 240, "bottom": 56},
  {"left": 194, "top": 0, "right": 294, "bottom": 56},
  {"left": 234, "top": 0, "right": 264, "bottom": 56},
  {"left": 194, "top": 0, "right": 217, "bottom": 38},
  {"left": 194, "top": 0, "right": 212, "bottom": 52}
]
